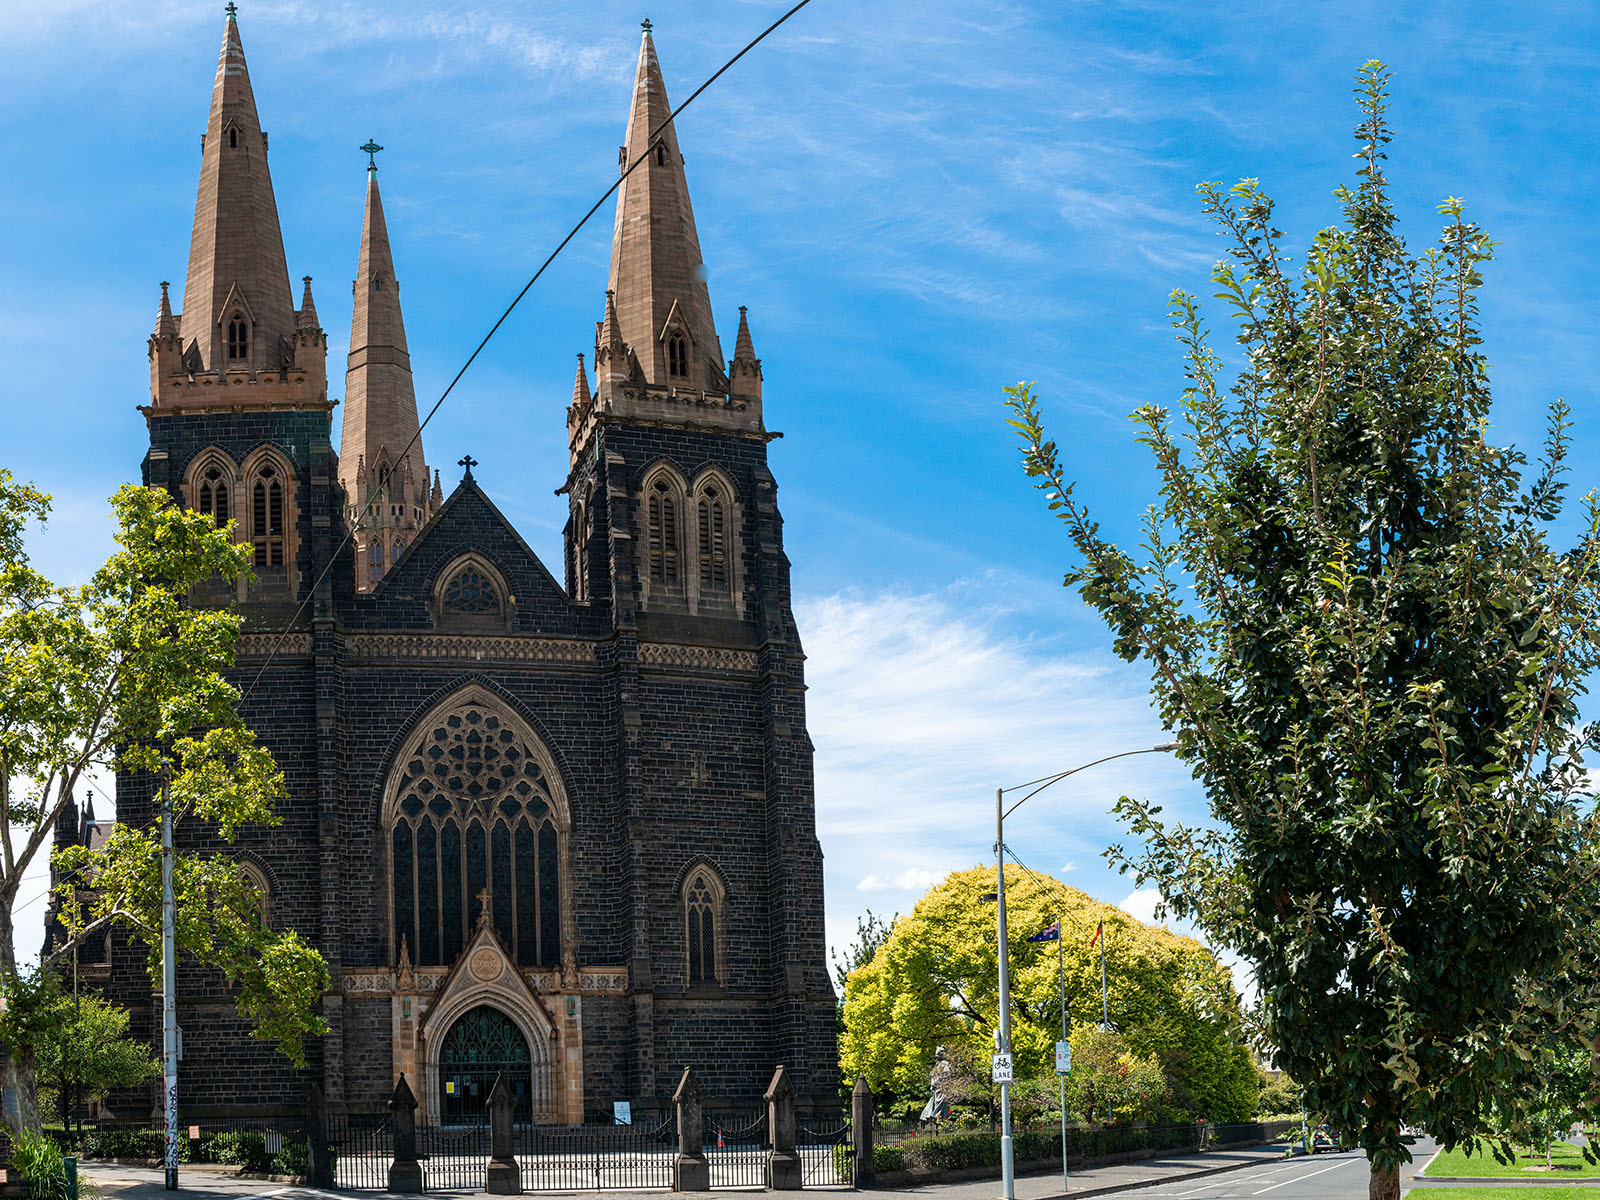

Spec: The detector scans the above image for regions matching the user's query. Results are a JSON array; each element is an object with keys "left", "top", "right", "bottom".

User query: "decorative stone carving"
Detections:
[
  {"left": 638, "top": 643, "right": 757, "bottom": 672},
  {"left": 347, "top": 633, "right": 594, "bottom": 664},
  {"left": 471, "top": 948, "right": 504, "bottom": 982}
]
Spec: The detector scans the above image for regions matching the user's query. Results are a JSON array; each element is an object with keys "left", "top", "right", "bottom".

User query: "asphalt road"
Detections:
[{"left": 1125, "top": 1142, "right": 1437, "bottom": 1200}]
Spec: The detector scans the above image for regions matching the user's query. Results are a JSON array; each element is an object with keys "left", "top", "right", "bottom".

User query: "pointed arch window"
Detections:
[
  {"left": 250, "top": 461, "right": 285, "bottom": 567},
  {"left": 572, "top": 500, "right": 590, "bottom": 602},
  {"left": 368, "top": 540, "right": 383, "bottom": 584},
  {"left": 444, "top": 567, "right": 499, "bottom": 614},
  {"left": 667, "top": 334, "right": 688, "bottom": 379},
  {"left": 684, "top": 868, "right": 725, "bottom": 986},
  {"left": 697, "top": 485, "right": 729, "bottom": 594},
  {"left": 393, "top": 536, "right": 406, "bottom": 565},
  {"left": 387, "top": 700, "right": 566, "bottom": 969},
  {"left": 227, "top": 314, "right": 249, "bottom": 362},
  {"left": 196, "top": 463, "right": 231, "bottom": 527},
  {"left": 647, "top": 476, "right": 682, "bottom": 584},
  {"left": 228, "top": 128, "right": 238, "bottom": 149}
]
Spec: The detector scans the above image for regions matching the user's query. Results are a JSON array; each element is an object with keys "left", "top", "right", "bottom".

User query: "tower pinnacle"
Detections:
[{"left": 606, "top": 27, "right": 724, "bottom": 391}]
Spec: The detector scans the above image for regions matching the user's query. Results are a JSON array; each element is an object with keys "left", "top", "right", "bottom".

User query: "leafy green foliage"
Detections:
[
  {"left": 1061, "top": 1028, "right": 1166, "bottom": 1124},
  {"left": 0, "top": 471, "right": 329, "bottom": 1128},
  {"left": 839, "top": 866, "right": 1255, "bottom": 1120},
  {"left": 1006, "top": 61, "right": 1600, "bottom": 1195},
  {"left": 28, "top": 987, "right": 158, "bottom": 1133},
  {"left": 9, "top": 1126, "right": 79, "bottom": 1200}
]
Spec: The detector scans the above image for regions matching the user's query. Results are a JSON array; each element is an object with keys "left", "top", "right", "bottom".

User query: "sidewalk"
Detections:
[{"left": 79, "top": 1142, "right": 1293, "bottom": 1200}]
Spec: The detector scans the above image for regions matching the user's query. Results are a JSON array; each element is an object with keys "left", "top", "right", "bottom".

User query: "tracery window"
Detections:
[
  {"left": 227, "top": 314, "right": 248, "bottom": 361},
  {"left": 195, "top": 462, "right": 231, "bottom": 527},
  {"left": 667, "top": 334, "right": 688, "bottom": 379},
  {"left": 367, "top": 540, "right": 382, "bottom": 584},
  {"left": 393, "top": 537, "right": 405, "bottom": 565},
  {"left": 443, "top": 567, "right": 499, "bottom": 614},
  {"left": 249, "top": 461, "right": 285, "bottom": 567},
  {"left": 389, "top": 702, "right": 564, "bottom": 968},
  {"left": 684, "top": 869, "right": 723, "bottom": 985},
  {"left": 646, "top": 475, "right": 682, "bottom": 585}
]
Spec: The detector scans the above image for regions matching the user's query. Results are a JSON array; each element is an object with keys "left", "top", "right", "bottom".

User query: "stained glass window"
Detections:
[
  {"left": 442, "top": 567, "right": 499, "bottom": 614},
  {"left": 687, "top": 875, "right": 717, "bottom": 984},
  {"left": 388, "top": 701, "right": 563, "bottom": 968}
]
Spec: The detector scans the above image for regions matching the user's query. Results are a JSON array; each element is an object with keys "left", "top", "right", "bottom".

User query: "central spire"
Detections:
[
  {"left": 178, "top": 7, "right": 296, "bottom": 374},
  {"left": 606, "top": 27, "right": 725, "bottom": 391},
  {"left": 340, "top": 148, "right": 431, "bottom": 591}
]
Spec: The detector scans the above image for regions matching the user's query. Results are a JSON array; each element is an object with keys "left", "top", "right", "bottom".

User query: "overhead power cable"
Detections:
[{"left": 241, "top": 0, "right": 817, "bottom": 702}]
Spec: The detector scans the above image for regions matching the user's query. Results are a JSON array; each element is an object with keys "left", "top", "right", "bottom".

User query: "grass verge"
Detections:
[{"left": 1422, "top": 1142, "right": 1599, "bottom": 1179}]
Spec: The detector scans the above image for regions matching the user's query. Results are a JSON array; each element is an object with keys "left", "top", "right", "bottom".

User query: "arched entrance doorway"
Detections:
[{"left": 437, "top": 1005, "right": 533, "bottom": 1124}]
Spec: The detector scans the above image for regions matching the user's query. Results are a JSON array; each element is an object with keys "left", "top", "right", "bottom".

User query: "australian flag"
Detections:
[{"left": 1026, "top": 921, "right": 1061, "bottom": 943}]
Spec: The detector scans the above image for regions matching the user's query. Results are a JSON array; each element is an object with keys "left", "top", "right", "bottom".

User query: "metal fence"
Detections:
[
  {"left": 703, "top": 1109, "right": 767, "bottom": 1188},
  {"left": 417, "top": 1123, "right": 492, "bottom": 1190},
  {"left": 798, "top": 1117, "right": 851, "bottom": 1187},
  {"left": 327, "top": 1112, "right": 393, "bottom": 1191},
  {"left": 516, "top": 1115, "right": 677, "bottom": 1190}
]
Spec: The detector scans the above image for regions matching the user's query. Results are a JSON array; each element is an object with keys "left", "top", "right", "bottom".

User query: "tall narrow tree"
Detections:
[{"left": 1007, "top": 63, "right": 1600, "bottom": 1200}]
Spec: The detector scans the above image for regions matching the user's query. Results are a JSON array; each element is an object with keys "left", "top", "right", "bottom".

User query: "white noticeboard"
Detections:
[
  {"left": 614, "top": 1101, "right": 632, "bottom": 1126},
  {"left": 991, "top": 1052, "right": 1014, "bottom": 1084},
  {"left": 1055, "top": 1041, "right": 1071, "bottom": 1074}
]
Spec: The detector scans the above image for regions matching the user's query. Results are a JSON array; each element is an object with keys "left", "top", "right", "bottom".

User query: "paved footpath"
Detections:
[{"left": 79, "top": 1142, "right": 1329, "bottom": 1200}]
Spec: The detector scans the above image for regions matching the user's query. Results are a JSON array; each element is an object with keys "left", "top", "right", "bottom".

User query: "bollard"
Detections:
[
  {"left": 850, "top": 1077, "right": 875, "bottom": 1190},
  {"left": 62, "top": 1156, "right": 77, "bottom": 1200},
  {"left": 387, "top": 1073, "right": 424, "bottom": 1193},
  {"left": 764, "top": 1065, "right": 802, "bottom": 1190},
  {"left": 485, "top": 1073, "right": 521, "bottom": 1195},
  {"left": 672, "top": 1067, "right": 710, "bottom": 1192}
]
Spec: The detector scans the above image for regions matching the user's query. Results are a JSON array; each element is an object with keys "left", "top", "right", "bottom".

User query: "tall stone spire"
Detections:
[
  {"left": 340, "top": 149, "right": 430, "bottom": 590},
  {"left": 178, "top": 6, "right": 296, "bottom": 374},
  {"left": 606, "top": 24, "right": 725, "bottom": 391}
]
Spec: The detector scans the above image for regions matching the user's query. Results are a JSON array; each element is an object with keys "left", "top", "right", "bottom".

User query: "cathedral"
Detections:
[{"left": 86, "top": 8, "right": 838, "bottom": 1122}]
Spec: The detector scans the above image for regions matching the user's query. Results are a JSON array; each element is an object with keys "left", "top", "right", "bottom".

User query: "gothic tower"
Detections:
[{"left": 338, "top": 151, "right": 437, "bottom": 592}]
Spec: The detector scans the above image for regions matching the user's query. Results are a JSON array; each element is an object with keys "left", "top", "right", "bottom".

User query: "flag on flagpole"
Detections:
[
  {"left": 1026, "top": 921, "right": 1061, "bottom": 943},
  {"left": 1089, "top": 920, "right": 1103, "bottom": 948}
]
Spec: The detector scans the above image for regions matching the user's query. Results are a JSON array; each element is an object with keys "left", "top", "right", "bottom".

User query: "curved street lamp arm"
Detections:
[{"left": 1002, "top": 742, "right": 1178, "bottom": 821}]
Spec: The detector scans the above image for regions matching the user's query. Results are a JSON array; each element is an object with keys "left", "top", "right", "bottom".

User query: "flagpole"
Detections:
[{"left": 1099, "top": 921, "right": 1109, "bottom": 1030}]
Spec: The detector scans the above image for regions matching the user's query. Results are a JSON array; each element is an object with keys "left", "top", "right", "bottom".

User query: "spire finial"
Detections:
[
  {"left": 641, "top": 16, "right": 652, "bottom": 34},
  {"left": 225, "top": 1, "right": 238, "bottom": 21},
  {"left": 361, "top": 138, "right": 384, "bottom": 176},
  {"left": 458, "top": 454, "right": 478, "bottom": 480}
]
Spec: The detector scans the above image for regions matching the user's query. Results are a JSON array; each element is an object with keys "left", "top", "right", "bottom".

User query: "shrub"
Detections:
[
  {"left": 78, "top": 1129, "right": 162, "bottom": 1160},
  {"left": 272, "top": 1141, "right": 309, "bottom": 1177},
  {"left": 9, "top": 1127, "right": 94, "bottom": 1200},
  {"left": 205, "top": 1131, "right": 272, "bottom": 1172}
]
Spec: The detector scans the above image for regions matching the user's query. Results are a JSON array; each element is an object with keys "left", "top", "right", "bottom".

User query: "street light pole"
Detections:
[{"left": 992, "top": 741, "right": 1178, "bottom": 1200}]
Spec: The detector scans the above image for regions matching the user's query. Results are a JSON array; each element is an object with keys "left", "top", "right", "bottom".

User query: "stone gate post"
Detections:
[
  {"left": 850, "top": 1076, "right": 875, "bottom": 1190},
  {"left": 672, "top": 1067, "right": 710, "bottom": 1192},
  {"left": 387, "top": 1074, "right": 423, "bottom": 1193},
  {"left": 304, "top": 1083, "right": 332, "bottom": 1189},
  {"left": 764, "top": 1065, "right": 801, "bottom": 1189},
  {"left": 485, "top": 1073, "right": 521, "bottom": 1195}
]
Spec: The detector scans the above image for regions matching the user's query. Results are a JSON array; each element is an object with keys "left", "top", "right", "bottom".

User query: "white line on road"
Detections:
[{"left": 1251, "top": 1155, "right": 1362, "bottom": 1194}]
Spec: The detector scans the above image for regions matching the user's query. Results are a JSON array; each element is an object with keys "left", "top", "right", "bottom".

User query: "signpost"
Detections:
[
  {"left": 991, "top": 1052, "right": 1014, "bottom": 1084},
  {"left": 613, "top": 1100, "right": 632, "bottom": 1126},
  {"left": 1055, "top": 1041, "right": 1071, "bottom": 1074}
]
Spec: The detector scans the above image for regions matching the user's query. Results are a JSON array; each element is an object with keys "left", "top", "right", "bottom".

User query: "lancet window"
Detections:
[
  {"left": 249, "top": 461, "right": 285, "bottom": 567},
  {"left": 388, "top": 701, "right": 565, "bottom": 969},
  {"left": 227, "top": 314, "right": 248, "bottom": 362},
  {"left": 571, "top": 500, "right": 590, "bottom": 602},
  {"left": 368, "top": 540, "right": 382, "bottom": 584},
  {"left": 190, "top": 457, "right": 234, "bottom": 528},
  {"left": 667, "top": 334, "right": 688, "bottom": 379},
  {"left": 645, "top": 471, "right": 683, "bottom": 586},
  {"left": 696, "top": 484, "right": 728, "bottom": 595},
  {"left": 683, "top": 867, "right": 725, "bottom": 985}
]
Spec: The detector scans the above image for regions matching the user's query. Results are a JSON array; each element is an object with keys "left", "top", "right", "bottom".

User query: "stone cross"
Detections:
[
  {"left": 459, "top": 454, "right": 478, "bottom": 480},
  {"left": 476, "top": 886, "right": 494, "bottom": 927}
]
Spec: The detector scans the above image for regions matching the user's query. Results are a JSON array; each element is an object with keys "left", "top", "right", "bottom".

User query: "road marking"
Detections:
[{"left": 1251, "top": 1155, "right": 1361, "bottom": 1194}]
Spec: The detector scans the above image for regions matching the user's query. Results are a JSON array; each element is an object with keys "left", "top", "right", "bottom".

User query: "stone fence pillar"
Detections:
[
  {"left": 485, "top": 1073, "right": 521, "bottom": 1195},
  {"left": 304, "top": 1084, "right": 333, "bottom": 1189},
  {"left": 672, "top": 1067, "right": 710, "bottom": 1192},
  {"left": 387, "top": 1074, "right": 423, "bottom": 1193},
  {"left": 850, "top": 1076, "right": 875, "bottom": 1190},
  {"left": 764, "top": 1065, "right": 801, "bottom": 1190}
]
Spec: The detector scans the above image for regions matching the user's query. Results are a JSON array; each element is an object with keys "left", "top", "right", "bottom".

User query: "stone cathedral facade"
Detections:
[{"left": 92, "top": 10, "right": 838, "bottom": 1122}]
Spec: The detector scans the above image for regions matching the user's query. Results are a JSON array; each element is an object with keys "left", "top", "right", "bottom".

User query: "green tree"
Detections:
[
  {"left": 832, "top": 909, "right": 896, "bottom": 998},
  {"left": 839, "top": 866, "right": 1255, "bottom": 1120},
  {"left": 1006, "top": 62, "right": 1600, "bottom": 1200},
  {"left": 1062, "top": 1028, "right": 1166, "bottom": 1124},
  {"left": 32, "top": 988, "right": 158, "bottom": 1135},
  {"left": 0, "top": 471, "right": 329, "bottom": 1130},
  {"left": 1492, "top": 1039, "right": 1590, "bottom": 1169}
]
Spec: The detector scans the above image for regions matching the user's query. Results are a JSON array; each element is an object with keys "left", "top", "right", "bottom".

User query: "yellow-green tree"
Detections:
[{"left": 839, "top": 866, "right": 1256, "bottom": 1120}]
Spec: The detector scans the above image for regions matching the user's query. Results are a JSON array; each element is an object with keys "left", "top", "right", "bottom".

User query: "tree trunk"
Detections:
[
  {"left": 1368, "top": 1161, "right": 1399, "bottom": 1200},
  {"left": 0, "top": 897, "right": 42, "bottom": 1133}
]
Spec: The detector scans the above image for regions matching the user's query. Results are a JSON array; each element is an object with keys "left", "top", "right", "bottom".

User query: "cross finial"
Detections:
[
  {"left": 361, "top": 139, "right": 384, "bottom": 173},
  {"left": 225, "top": 2, "right": 238, "bottom": 20},
  {"left": 476, "top": 886, "right": 494, "bottom": 926},
  {"left": 641, "top": 16, "right": 652, "bottom": 34},
  {"left": 458, "top": 454, "right": 478, "bottom": 480}
]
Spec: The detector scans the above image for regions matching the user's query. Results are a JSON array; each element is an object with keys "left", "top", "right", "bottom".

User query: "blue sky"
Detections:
[{"left": 4, "top": 1, "right": 1599, "bottom": 980}]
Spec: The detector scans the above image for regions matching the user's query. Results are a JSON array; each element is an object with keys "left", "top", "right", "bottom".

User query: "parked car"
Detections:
[{"left": 1311, "top": 1124, "right": 1341, "bottom": 1153}]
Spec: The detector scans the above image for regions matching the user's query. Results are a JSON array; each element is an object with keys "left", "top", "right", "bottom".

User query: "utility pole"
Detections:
[
  {"left": 161, "top": 770, "right": 178, "bottom": 1191},
  {"left": 994, "top": 788, "right": 1015, "bottom": 1200}
]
